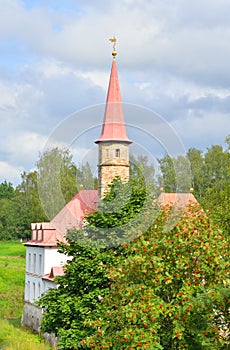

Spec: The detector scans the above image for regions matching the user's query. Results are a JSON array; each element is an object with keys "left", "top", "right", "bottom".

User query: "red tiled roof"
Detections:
[
  {"left": 51, "top": 189, "right": 98, "bottom": 236},
  {"left": 26, "top": 190, "right": 98, "bottom": 246},
  {"left": 157, "top": 192, "right": 198, "bottom": 208},
  {"left": 96, "top": 60, "right": 131, "bottom": 143},
  {"left": 42, "top": 266, "right": 65, "bottom": 281}
]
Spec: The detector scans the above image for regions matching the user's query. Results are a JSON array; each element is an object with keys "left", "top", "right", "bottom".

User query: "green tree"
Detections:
[
  {"left": 158, "top": 155, "right": 176, "bottom": 192},
  {"left": 200, "top": 145, "right": 230, "bottom": 237},
  {"left": 39, "top": 178, "right": 229, "bottom": 349},
  {"left": 225, "top": 134, "right": 230, "bottom": 150},
  {"left": 187, "top": 148, "right": 205, "bottom": 200},
  {"left": 0, "top": 148, "right": 96, "bottom": 241},
  {"left": 76, "top": 162, "right": 97, "bottom": 190},
  {"left": 0, "top": 198, "right": 17, "bottom": 240},
  {"left": 38, "top": 177, "right": 152, "bottom": 348},
  {"left": 0, "top": 181, "right": 17, "bottom": 240},
  {"left": 86, "top": 205, "right": 229, "bottom": 349},
  {"left": 158, "top": 155, "right": 191, "bottom": 193},
  {"left": 38, "top": 241, "right": 120, "bottom": 349},
  {"left": 0, "top": 181, "right": 15, "bottom": 199},
  {"left": 203, "top": 145, "right": 229, "bottom": 189},
  {"left": 158, "top": 143, "right": 230, "bottom": 237},
  {"left": 37, "top": 147, "right": 78, "bottom": 219},
  {"left": 130, "top": 154, "right": 156, "bottom": 189},
  {"left": 13, "top": 171, "right": 48, "bottom": 239},
  {"left": 17, "top": 171, "right": 48, "bottom": 223}
]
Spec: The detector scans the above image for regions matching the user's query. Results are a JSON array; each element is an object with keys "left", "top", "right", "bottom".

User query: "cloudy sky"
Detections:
[{"left": 1, "top": 0, "right": 230, "bottom": 185}]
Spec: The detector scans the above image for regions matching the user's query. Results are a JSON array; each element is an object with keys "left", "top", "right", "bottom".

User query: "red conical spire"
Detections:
[{"left": 95, "top": 59, "right": 131, "bottom": 143}]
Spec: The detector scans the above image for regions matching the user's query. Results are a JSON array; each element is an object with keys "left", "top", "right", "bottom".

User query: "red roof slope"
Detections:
[
  {"left": 96, "top": 60, "right": 131, "bottom": 143},
  {"left": 43, "top": 266, "right": 65, "bottom": 281},
  {"left": 26, "top": 190, "right": 98, "bottom": 247},
  {"left": 51, "top": 189, "right": 98, "bottom": 236},
  {"left": 157, "top": 192, "right": 198, "bottom": 208}
]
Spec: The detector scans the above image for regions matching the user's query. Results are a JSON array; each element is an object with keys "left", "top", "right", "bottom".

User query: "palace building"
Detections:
[
  {"left": 21, "top": 39, "right": 133, "bottom": 331},
  {"left": 21, "top": 40, "right": 197, "bottom": 333}
]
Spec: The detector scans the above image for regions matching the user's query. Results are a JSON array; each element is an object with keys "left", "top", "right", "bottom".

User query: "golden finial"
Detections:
[{"left": 109, "top": 36, "right": 117, "bottom": 59}]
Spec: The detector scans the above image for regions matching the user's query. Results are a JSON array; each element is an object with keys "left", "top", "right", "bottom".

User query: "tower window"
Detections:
[{"left": 115, "top": 149, "right": 120, "bottom": 157}]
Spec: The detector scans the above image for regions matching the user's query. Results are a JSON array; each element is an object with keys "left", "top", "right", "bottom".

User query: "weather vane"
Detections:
[{"left": 109, "top": 36, "right": 117, "bottom": 59}]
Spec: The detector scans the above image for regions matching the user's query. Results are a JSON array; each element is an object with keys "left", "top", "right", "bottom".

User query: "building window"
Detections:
[
  {"left": 33, "top": 283, "right": 36, "bottom": 301},
  {"left": 28, "top": 253, "right": 31, "bottom": 272},
  {"left": 33, "top": 254, "right": 36, "bottom": 274},
  {"left": 39, "top": 254, "right": 42, "bottom": 275},
  {"left": 27, "top": 281, "right": 30, "bottom": 301},
  {"left": 115, "top": 149, "right": 120, "bottom": 158},
  {"left": 38, "top": 283, "right": 41, "bottom": 297}
]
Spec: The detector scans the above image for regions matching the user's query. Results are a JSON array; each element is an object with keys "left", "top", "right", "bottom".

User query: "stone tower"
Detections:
[{"left": 95, "top": 43, "right": 132, "bottom": 198}]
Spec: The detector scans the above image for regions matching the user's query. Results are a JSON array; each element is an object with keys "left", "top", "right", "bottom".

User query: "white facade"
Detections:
[{"left": 24, "top": 245, "right": 69, "bottom": 303}]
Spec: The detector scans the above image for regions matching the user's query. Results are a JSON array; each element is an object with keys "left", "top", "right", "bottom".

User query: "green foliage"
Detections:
[
  {"left": 200, "top": 145, "right": 230, "bottom": 237},
  {"left": 15, "top": 171, "right": 48, "bottom": 239},
  {"left": 37, "top": 147, "right": 78, "bottom": 219},
  {"left": 0, "top": 147, "right": 96, "bottom": 240},
  {"left": 68, "top": 176, "right": 155, "bottom": 248},
  {"left": 38, "top": 241, "right": 121, "bottom": 350},
  {"left": 85, "top": 205, "right": 230, "bottom": 349},
  {"left": 37, "top": 148, "right": 96, "bottom": 220},
  {"left": 76, "top": 162, "right": 96, "bottom": 190},
  {"left": 187, "top": 148, "right": 205, "bottom": 200},
  {"left": 225, "top": 134, "right": 230, "bottom": 150},
  {"left": 158, "top": 155, "right": 177, "bottom": 192},
  {"left": 130, "top": 154, "right": 156, "bottom": 189},
  {"left": 158, "top": 140, "right": 230, "bottom": 237},
  {"left": 158, "top": 155, "right": 191, "bottom": 193},
  {"left": 0, "top": 173, "right": 48, "bottom": 240},
  {"left": 39, "top": 176, "right": 150, "bottom": 348},
  {"left": 39, "top": 175, "right": 229, "bottom": 349},
  {"left": 0, "top": 181, "right": 14, "bottom": 199}
]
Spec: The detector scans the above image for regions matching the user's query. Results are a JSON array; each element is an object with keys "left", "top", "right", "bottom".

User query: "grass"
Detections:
[
  {"left": 0, "top": 241, "right": 52, "bottom": 349},
  {"left": 0, "top": 241, "right": 25, "bottom": 319},
  {"left": 0, "top": 319, "right": 51, "bottom": 350}
]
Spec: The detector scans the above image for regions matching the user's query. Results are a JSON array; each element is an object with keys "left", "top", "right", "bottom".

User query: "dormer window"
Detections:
[{"left": 115, "top": 149, "right": 120, "bottom": 158}]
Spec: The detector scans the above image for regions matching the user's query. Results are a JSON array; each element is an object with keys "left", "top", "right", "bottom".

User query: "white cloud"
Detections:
[
  {"left": 0, "top": 0, "right": 230, "bottom": 185},
  {"left": 0, "top": 0, "right": 229, "bottom": 82},
  {"left": 0, "top": 161, "right": 23, "bottom": 185},
  {"left": 0, "top": 82, "right": 16, "bottom": 109},
  {"left": 4, "top": 131, "right": 47, "bottom": 163},
  {"left": 172, "top": 113, "right": 230, "bottom": 150}
]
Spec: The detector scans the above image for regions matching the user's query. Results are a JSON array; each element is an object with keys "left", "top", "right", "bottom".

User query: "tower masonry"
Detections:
[{"left": 95, "top": 39, "right": 132, "bottom": 198}]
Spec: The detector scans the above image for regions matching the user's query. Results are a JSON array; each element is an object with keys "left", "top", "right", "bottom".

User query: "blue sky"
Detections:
[{"left": 0, "top": 0, "right": 230, "bottom": 185}]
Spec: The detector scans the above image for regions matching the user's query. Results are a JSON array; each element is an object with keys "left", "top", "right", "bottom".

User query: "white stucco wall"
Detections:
[
  {"left": 24, "top": 274, "right": 43, "bottom": 302},
  {"left": 24, "top": 245, "right": 69, "bottom": 304},
  {"left": 26, "top": 246, "right": 45, "bottom": 275},
  {"left": 43, "top": 247, "right": 69, "bottom": 275}
]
